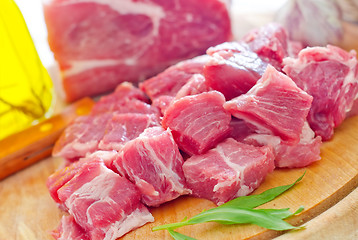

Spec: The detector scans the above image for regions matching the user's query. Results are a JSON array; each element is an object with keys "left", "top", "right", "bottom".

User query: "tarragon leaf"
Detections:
[
  {"left": 168, "top": 230, "right": 197, "bottom": 240},
  {"left": 219, "top": 172, "right": 305, "bottom": 209},
  {"left": 152, "top": 172, "right": 306, "bottom": 239}
]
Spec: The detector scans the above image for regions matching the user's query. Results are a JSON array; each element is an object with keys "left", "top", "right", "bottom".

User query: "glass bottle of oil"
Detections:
[{"left": 0, "top": 0, "right": 53, "bottom": 140}]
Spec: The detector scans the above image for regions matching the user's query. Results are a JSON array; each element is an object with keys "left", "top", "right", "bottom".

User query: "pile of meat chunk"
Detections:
[{"left": 48, "top": 23, "right": 358, "bottom": 239}]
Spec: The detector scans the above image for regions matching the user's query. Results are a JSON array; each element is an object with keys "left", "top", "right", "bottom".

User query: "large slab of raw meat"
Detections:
[
  {"left": 183, "top": 138, "right": 275, "bottom": 205},
  {"left": 44, "top": 0, "right": 231, "bottom": 102},
  {"left": 283, "top": 45, "right": 358, "bottom": 140}
]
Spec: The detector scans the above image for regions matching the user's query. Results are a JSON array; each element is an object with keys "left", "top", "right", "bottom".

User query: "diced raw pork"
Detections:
[
  {"left": 283, "top": 45, "right": 358, "bottom": 140},
  {"left": 175, "top": 74, "right": 211, "bottom": 99},
  {"left": 53, "top": 113, "right": 113, "bottom": 160},
  {"left": 162, "top": 91, "right": 231, "bottom": 155},
  {"left": 90, "top": 83, "right": 158, "bottom": 115},
  {"left": 90, "top": 82, "right": 150, "bottom": 114},
  {"left": 44, "top": 0, "right": 231, "bottom": 102},
  {"left": 204, "top": 42, "right": 268, "bottom": 100},
  {"left": 92, "top": 98, "right": 160, "bottom": 116},
  {"left": 139, "top": 55, "right": 210, "bottom": 100},
  {"left": 54, "top": 91, "right": 161, "bottom": 160},
  {"left": 113, "top": 127, "right": 190, "bottom": 207},
  {"left": 224, "top": 65, "right": 313, "bottom": 144},
  {"left": 288, "top": 40, "right": 304, "bottom": 57},
  {"left": 183, "top": 138, "right": 275, "bottom": 205},
  {"left": 151, "top": 95, "right": 175, "bottom": 116},
  {"left": 150, "top": 74, "right": 211, "bottom": 115},
  {"left": 47, "top": 151, "right": 119, "bottom": 204},
  {"left": 228, "top": 118, "right": 255, "bottom": 142},
  {"left": 57, "top": 158, "right": 154, "bottom": 240},
  {"left": 98, "top": 113, "right": 160, "bottom": 151},
  {"left": 52, "top": 216, "right": 90, "bottom": 240},
  {"left": 47, "top": 159, "right": 84, "bottom": 204},
  {"left": 347, "top": 100, "right": 358, "bottom": 118},
  {"left": 107, "top": 82, "right": 149, "bottom": 103},
  {"left": 241, "top": 23, "right": 290, "bottom": 70},
  {"left": 244, "top": 122, "right": 322, "bottom": 168}
]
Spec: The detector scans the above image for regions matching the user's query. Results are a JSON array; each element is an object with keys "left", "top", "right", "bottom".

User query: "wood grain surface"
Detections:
[{"left": 0, "top": 115, "right": 358, "bottom": 240}]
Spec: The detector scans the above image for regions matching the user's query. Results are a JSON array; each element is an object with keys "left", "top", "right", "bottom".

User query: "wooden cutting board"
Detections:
[{"left": 0, "top": 114, "right": 358, "bottom": 240}]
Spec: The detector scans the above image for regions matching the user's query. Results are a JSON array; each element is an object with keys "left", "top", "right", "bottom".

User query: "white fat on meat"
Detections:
[
  {"left": 64, "top": 162, "right": 153, "bottom": 239},
  {"left": 56, "top": 0, "right": 165, "bottom": 35},
  {"left": 212, "top": 145, "right": 243, "bottom": 193},
  {"left": 183, "top": 138, "right": 275, "bottom": 205},
  {"left": 63, "top": 59, "right": 121, "bottom": 77},
  {"left": 141, "top": 128, "right": 188, "bottom": 194},
  {"left": 104, "top": 208, "right": 154, "bottom": 240}
]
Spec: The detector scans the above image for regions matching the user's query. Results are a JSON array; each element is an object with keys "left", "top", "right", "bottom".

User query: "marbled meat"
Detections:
[
  {"left": 44, "top": 0, "right": 231, "bottom": 101},
  {"left": 183, "top": 138, "right": 275, "bottom": 205}
]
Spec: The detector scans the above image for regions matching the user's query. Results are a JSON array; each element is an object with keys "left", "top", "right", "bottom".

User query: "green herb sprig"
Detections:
[{"left": 152, "top": 172, "right": 306, "bottom": 240}]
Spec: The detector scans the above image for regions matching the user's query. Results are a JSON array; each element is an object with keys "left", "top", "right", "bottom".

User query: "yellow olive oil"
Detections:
[{"left": 0, "top": 0, "right": 53, "bottom": 140}]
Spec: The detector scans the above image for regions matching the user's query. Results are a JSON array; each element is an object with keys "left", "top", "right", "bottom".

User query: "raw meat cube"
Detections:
[
  {"left": 175, "top": 74, "right": 211, "bottom": 100},
  {"left": 98, "top": 113, "right": 160, "bottom": 151},
  {"left": 106, "top": 82, "right": 149, "bottom": 103},
  {"left": 90, "top": 82, "right": 151, "bottom": 114},
  {"left": 150, "top": 74, "right": 211, "bottom": 116},
  {"left": 228, "top": 118, "right": 255, "bottom": 142},
  {"left": 54, "top": 97, "right": 161, "bottom": 160},
  {"left": 93, "top": 98, "right": 160, "bottom": 116},
  {"left": 151, "top": 95, "right": 175, "bottom": 116},
  {"left": 162, "top": 91, "right": 231, "bottom": 155},
  {"left": 44, "top": 0, "right": 231, "bottom": 101},
  {"left": 241, "top": 23, "right": 290, "bottom": 70},
  {"left": 57, "top": 159, "right": 154, "bottom": 240},
  {"left": 183, "top": 138, "right": 275, "bottom": 205},
  {"left": 90, "top": 84, "right": 159, "bottom": 115},
  {"left": 52, "top": 215, "right": 89, "bottom": 240},
  {"left": 53, "top": 113, "right": 112, "bottom": 160},
  {"left": 204, "top": 42, "right": 268, "bottom": 100},
  {"left": 224, "top": 65, "right": 313, "bottom": 144},
  {"left": 47, "top": 160, "right": 84, "bottom": 204},
  {"left": 283, "top": 45, "right": 358, "bottom": 140},
  {"left": 47, "top": 151, "right": 119, "bottom": 204},
  {"left": 244, "top": 122, "right": 322, "bottom": 168},
  {"left": 139, "top": 55, "right": 210, "bottom": 100},
  {"left": 113, "top": 127, "right": 190, "bottom": 207}
]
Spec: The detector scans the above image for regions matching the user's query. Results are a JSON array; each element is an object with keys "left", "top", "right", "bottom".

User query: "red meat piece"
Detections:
[
  {"left": 283, "top": 45, "right": 358, "bottom": 140},
  {"left": 224, "top": 65, "right": 313, "bottom": 144},
  {"left": 139, "top": 55, "right": 210, "bottom": 100},
  {"left": 98, "top": 113, "right": 160, "bottom": 151},
  {"left": 183, "top": 138, "right": 275, "bottom": 205},
  {"left": 57, "top": 159, "right": 153, "bottom": 240},
  {"left": 244, "top": 122, "right": 322, "bottom": 168},
  {"left": 241, "top": 23, "right": 290, "bottom": 70},
  {"left": 113, "top": 127, "right": 190, "bottom": 207},
  {"left": 204, "top": 42, "right": 268, "bottom": 100},
  {"left": 162, "top": 91, "right": 231, "bottom": 155},
  {"left": 52, "top": 215, "right": 90, "bottom": 240}
]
